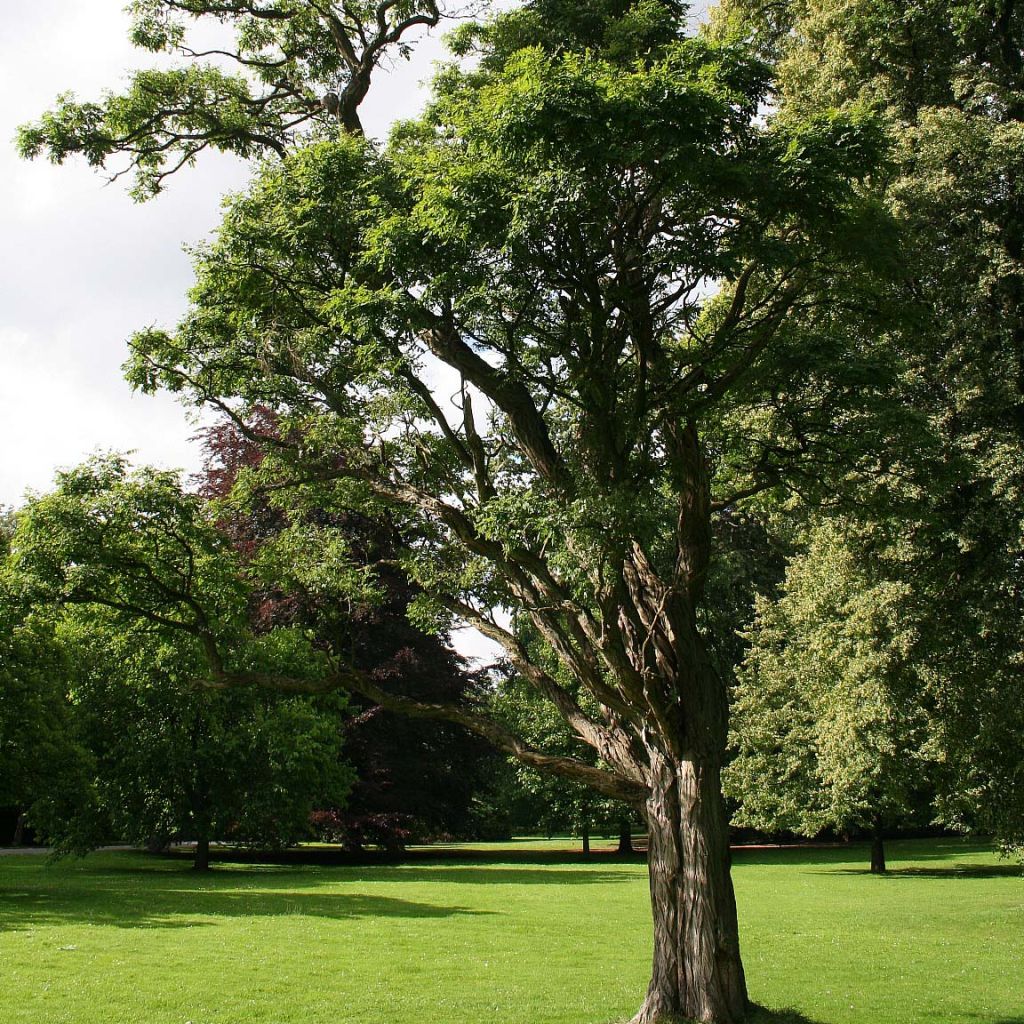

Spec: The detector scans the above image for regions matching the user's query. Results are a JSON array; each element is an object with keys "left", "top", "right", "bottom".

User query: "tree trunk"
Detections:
[
  {"left": 870, "top": 825, "right": 886, "bottom": 875},
  {"left": 632, "top": 755, "right": 748, "bottom": 1024},
  {"left": 582, "top": 821, "right": 590, "bottom": 856},
  {"left": 193, "top": 835, "right": 211, "bottom": 872},
  {"left": 11, "top": 811, "right": 26, "bottom": 847},
  {"left": 618, "top": 816, "right": 635, "bottom": 855}
]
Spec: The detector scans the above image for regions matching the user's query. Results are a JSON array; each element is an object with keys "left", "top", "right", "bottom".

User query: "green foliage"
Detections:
[
  {"left": 5, "top": 456, "right": 354, "bottom": 855},
  {"left": 711, "top": 0, "right": 1024, "bottom": 856},
  {"left": 0, "top": 562, "right": 95, "bottom": 835},
  {"left": 16, "top": 1, "right": 447, "bottom": 195},
  {"left": 486, "top": 671, "right": 633, "bottom": 837},
  {"left": 56, "top": 612, "right": 352, "bottom": 854},
  {"left": 726, "top": 521, "right": 933, "bottom": 837}
]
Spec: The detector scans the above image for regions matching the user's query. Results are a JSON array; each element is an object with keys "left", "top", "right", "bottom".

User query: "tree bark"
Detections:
[
  {"left": 12, "top": 811, "right": 26, "bottom": 847},
  {"left": 193, "top": 835, "right": 211, "bottom": 872},
  {"left": 582, "top": 821, "right": 591, "bottom": 856},
  {"left": 631, "top": 755, "right": 747, "bottom": 1024},
  {"left": 870, "top": 825, "right": 886, "bottom": 875},
  {"left": 618, "top": 816, "right": 635, "bottom": 855}
]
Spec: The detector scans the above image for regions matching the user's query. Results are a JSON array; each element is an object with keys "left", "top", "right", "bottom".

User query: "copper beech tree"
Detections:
[{"left": 19, "top": 1, "right": 895, "bottom": 1020}]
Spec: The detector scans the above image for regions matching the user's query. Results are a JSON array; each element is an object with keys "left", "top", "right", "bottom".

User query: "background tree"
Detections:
[
  {"left": 0, "top": 509, "right": 96, "bottom": 847},
  {"left": 725, "top": 520, "right": 936, "bottom": 873},
  {"left": 487, "top": 667, "right": 642, "bottom": 853},
  {"left": 198, "top": 415, "right": 499, "bottom": 849},
  {"left": 712, "top": 0, "right": 1024, "bottom": 856},
  {"left": 0, "top": 575, "right": 95, "bottom": 847},
  {"left": 19, "top": 3, "right": 898, "bottom": 1020},
  {"left": 61, "top": 610, "right": 352, "bottom": 871},
  {"left": 10, "top": 457, "right": 354, "bottom": 870}
]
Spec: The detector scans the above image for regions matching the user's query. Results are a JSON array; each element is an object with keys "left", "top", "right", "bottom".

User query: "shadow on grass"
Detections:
[
  {"left": 147, "top": 846, "right": 644, "bottom": 885},
  {"left": 0, "top": 880, "right": 494, "bottom": 932},
  {"left": 732, "top": 839, "right": 1011, "bottom": 875},
  {"left": 0, "top": 849, "right": 641, "bottom": 932},
  {"left": 168, "top": 844, "right": 648, "bottom": 870},
  {"left": 746, "top": 1004, "right": 825, "bottom": 1024},
  {"left": 827, "top": 864, "right": 1023, "bottom": 880}
]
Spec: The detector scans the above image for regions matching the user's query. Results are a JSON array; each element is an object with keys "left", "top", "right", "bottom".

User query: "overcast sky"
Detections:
[{"left": 0, "top": 2, "right": 454, "bottom": 510}]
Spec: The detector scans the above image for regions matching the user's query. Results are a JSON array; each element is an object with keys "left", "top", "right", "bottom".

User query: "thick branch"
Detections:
[
  {"left": 422, "top": 316, "right": 573, "bottom": 493},
  {"left": 203, "top": 660, "right": 644, "bottom": 804},
  {"left": 438, "top": 596, "right": 645, "bottom": 780}
]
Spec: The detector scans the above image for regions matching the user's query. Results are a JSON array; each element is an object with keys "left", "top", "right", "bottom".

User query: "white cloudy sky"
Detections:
[
  {"left": 1, "top": 2, "right": 709, "bottom": 508},
  {"left": 0, "top": 2, "right": 454, "bottom": 509}
]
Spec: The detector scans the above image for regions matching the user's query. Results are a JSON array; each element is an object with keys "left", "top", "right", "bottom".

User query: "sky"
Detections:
[{"left": 0, "top": 2, "right": 452, "bottom": 509}]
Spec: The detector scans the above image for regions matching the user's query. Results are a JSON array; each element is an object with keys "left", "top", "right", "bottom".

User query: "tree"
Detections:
[
  {"left": 196, "top": 411, "right": 499, "bottom": 851},
  {"left": 19, "top": 3, "right": 896, "bottom": 1019},
  {"left": 9, "top": 458, "right": 353, "bottom": 870},
  {"left": 0, "top": 515, "right": 95, "bottom": 847},
  {"left": 197, "top": 414, "right": 499, "bottom": 849},
  {"left": 725, "top": 520, "right": 936, "bottom": 873},
  {"left": 712, "top": 0, "right": 1024, "bottom": 857},
  {"left": 62, "top": 612, "right": 353, "bottom": 871},
  {"left": 487, "top": 667, "right": 642, "bottom": 853}
]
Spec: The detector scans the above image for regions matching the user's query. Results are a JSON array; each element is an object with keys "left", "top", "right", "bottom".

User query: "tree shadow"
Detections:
[
  {"left": 960, "top": 1017, "right": 1024, "bottom": 1024},
  {"left": 746, "top": 1005, "right": 826, "bottom": 1024},
  {"left": 168, "top": 844, "right": 648, "bottom": 870},
  {"left": 0, "top": 848, "right": 640, "bottom": 933},
  {"left": 149, "top": 846, "right": 643, "bottom": 885},
  {"left": 336, "top": 865, "right": 638, "bottom": 886},
  {"left": 732, "top": 839, "right": 1014, "bottom": 875},
  {"left": 827, "top": 863, "right": 1022, "bottom": 880},
  {"left": 0, "top": 875, "right": 494, "bottom": 933}
]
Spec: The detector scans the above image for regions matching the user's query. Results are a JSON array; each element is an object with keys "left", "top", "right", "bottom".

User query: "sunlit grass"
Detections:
[{"left": 0, "top": 838, "right": 1020, "bottom": 1023}]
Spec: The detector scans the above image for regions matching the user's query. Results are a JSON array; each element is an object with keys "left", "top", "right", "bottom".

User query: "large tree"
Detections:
[
  {"left": 712, "top": 0, "right": 1024, "bottom": 856},
  {"left": 197, "top": 414, "right": 499, "bottom": 849},
  {"left": 725, "top": 519, "right": 935, "bottom": 874},
  {"left": 19, "top": 2, "right": 896, "bottom": 1019},
  {"left": 10, "top": 458, "right": 355, "bottom": 870}
]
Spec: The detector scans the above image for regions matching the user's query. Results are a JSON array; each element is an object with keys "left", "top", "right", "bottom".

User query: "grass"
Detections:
[{"left": 0, "top": 838, "right": 1020, "bottom": 1024}]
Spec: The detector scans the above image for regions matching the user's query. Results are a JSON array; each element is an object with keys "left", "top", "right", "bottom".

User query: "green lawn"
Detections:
[{"left": 0, "top": 839, "right": 1020, "bottom": 1024}]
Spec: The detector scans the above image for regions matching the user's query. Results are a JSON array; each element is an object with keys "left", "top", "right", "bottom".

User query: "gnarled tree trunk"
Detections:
[{"left": 632, "top": 754, "right": 747, "bottom": 1024}]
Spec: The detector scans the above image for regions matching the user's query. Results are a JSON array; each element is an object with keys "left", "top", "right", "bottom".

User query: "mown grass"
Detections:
[{"left": 0, "top": 838, "right": 1020, "bottom": 1024}]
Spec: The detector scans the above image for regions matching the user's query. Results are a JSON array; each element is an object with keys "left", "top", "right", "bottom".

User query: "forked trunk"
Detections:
[{"left": 632, "top": 755, "right": 747, "bottom": 1024}]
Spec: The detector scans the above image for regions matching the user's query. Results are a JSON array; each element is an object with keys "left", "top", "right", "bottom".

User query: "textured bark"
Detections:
[
  {"left": 193, "top": 835, "right": 211, "bottom": 872},
  {"left": 618, "top": 817, "right": 635, "bottom": 855},
  {"left": 870, "top": 827, "right": 887, "bottom": 875},
  {"left": 631, "top": 755, "right": 747, "bottom": 1024}
]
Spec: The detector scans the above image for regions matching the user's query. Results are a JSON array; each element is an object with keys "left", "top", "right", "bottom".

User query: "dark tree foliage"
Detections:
[{"left": 197, "top": 415, "right": 498, "bottom": 847}]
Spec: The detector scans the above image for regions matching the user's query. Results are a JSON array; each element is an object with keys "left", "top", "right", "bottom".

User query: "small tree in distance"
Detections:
[{"left": 725, "top": 520, "right": 934, "bottom": 874}]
